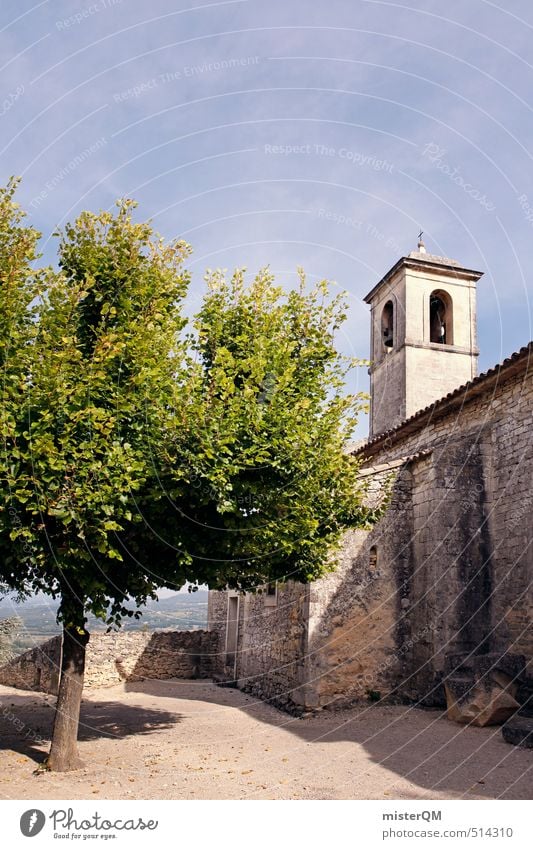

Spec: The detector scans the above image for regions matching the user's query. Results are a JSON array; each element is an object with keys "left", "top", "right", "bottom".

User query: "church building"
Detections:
[{"left": 208, "top": 242, "right": 533, "bottom": 727}]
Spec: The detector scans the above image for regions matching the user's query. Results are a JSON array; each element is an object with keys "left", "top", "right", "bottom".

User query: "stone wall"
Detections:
[
  {"left": 209, "top": 349, "right": 533, "bottom": 713},
  {"left": 304, "top": 529, "right": 400, "bottom": 709},
  {"left": 0, "top": 629, "right": 219, "bottom": 694},
  {"left": 237, "top": 582, "right": 310, "bottom": 710},
  {"left": 207, "top": 589, "right": 231, "bottom": 679},
  {"left": 208, "top": 582, "right": 310, "bottom": 711},
  {"left": 207, "top": 467, "right": 407, "bottom": 712},
  {"left": 0, "top": 635, "right": 62, "bottom": 694},
  {"left": 399, "top": 438, "right": 494, "bottom": 704},
  {"left": 302, "top": 462, "right": 414, "bottom": 709},
  {"left": 360, "top": 355, "right": 533, "bottom": 684},
  {"left": 343, "top": 358, "right": 532, "bottom": 706},
  {"left": 370, "top": 345, "right": 406, "bottom": 437}
]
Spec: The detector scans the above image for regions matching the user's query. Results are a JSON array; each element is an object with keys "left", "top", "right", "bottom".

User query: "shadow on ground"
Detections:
[
  {"left": 0, "top": 690, "right": 181, "bottom": 764},
  {"left": 1, "top": 679, "right": 529, "bottom": 798},
  {"left": 123, "top": 678, "right": 533, "bottom": 799}
]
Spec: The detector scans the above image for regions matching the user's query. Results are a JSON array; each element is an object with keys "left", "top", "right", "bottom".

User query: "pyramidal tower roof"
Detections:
[{"left": 363, "top": 237, "right": 483, "bottom": 304}]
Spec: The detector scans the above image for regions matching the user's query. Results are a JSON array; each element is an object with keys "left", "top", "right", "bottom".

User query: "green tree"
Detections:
[
  {"left": 157, "top": 266, "right": 372, "bottom": 591},
  {"left": 0, "top": 183, "right": 374, "bottom": 773},
  {"left": 0, "top": 186, "right": 193, "bottom": 770}
]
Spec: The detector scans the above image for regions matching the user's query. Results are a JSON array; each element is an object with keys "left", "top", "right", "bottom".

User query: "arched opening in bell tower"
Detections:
[
  {"left": 429, "top": 290, "right": 453, "bottom": 345},
  {"left": 381, "top": 300, "right": 394, "bottom": 352}
]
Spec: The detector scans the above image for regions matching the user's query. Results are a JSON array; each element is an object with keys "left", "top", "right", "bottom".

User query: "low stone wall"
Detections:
[
  {"left": 0, "top": 636, "right": 62, "bottom": 694},
  {"left": 0, "top": 629, "right": 219, "bottom": 694}
]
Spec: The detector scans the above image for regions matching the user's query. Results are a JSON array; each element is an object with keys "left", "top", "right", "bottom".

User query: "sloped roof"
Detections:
[
  {"left": 357, "top": 449, "right": 432, "bottom": 476},
  {"left": 355, "top": 341, "right": 533, "bottom": 460}
]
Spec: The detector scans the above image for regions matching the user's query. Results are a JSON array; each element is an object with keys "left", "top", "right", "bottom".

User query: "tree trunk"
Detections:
[{"left": 47, "top": 614, "right": 89, "bottom": 772}]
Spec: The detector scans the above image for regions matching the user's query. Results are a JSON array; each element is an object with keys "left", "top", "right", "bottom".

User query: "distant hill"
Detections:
[{"left": 0, "top": 590, "right": 209, "bottom": 654}]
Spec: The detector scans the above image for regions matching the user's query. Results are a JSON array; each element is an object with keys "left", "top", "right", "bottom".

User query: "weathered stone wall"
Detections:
[
  {"left": 304, "top": 529, "right": 401, "bottom": 709},
  {"left": 360, "top": 360, "right": 533, "bottom": 689},
  {"left": 303, "top": 463, "right": 414, "bottom": 709},
  {"left": 207, "top": 590, "right": 231, "bottom": 679},
  {"left": 0, "top": 629, "right": 218, "bottom": 694},
  {"left": 236, "top": 582, "right": 309, "bottom": 710},
  {"left": 301, "top": 440, "right": 496, "bottom": 711},
  {"left": 0, "top": 635, "right": 62, "bottom": 694},
  {"left": 208, "top": 353, "right": 533, "bottom": 713},
  {"left": 485, "top": 385, "right": 533, "bottom": 668},
  {"left": 207, "top": 468, "right": 407, "bottom": 712},
  {"left": 399, "top": 438, "right": 494, "bottom": 704},
  {"left": 208, "top": 582, "right": 310, "bottom": 711}
]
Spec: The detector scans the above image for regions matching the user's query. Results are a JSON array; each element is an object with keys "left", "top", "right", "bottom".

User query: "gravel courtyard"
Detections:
[{"left": 0, "top": 680, "right": 531, "bottom": 800}]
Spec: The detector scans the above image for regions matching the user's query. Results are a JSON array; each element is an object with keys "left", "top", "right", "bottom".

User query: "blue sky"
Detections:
[{"left": 2, "top": 0, "right": 533, "bottom": 436}]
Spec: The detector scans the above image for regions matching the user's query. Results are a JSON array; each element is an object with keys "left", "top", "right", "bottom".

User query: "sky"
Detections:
[{"left": 1, "top": 0, "right": 533, "bottom": 438}]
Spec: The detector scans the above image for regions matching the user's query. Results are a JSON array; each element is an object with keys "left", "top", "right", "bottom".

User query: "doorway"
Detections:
[{"left": 225, "top": 596, "right": 239, "bottom": 671}]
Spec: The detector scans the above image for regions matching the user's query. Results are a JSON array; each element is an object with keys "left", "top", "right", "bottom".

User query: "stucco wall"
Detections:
[
  {"left": 368, "top": 259, "right": 479, "bottom": 435},
  {"left": 404, "top": 345, "right": 476, "bottom": 419}
]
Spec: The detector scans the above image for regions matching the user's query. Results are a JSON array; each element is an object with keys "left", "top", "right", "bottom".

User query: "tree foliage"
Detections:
[
  {"left": 0, "top": 187, "right": 192, "bottom": 633},
  {"left": 0, "top": 180, "right": 373, "bottom": 769},
  {"left": 161, "top": 267, "right": 372, "bottom": 590}
]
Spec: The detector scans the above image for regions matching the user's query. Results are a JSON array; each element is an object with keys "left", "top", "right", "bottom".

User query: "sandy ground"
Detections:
[{"left": 0, "top": 679, "right": 531, "bottom": 800}]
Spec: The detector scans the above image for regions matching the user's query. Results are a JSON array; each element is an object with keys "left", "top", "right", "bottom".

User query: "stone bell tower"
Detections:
[{"left": 365, "top": 238, "right": 483, "bottom": 437}]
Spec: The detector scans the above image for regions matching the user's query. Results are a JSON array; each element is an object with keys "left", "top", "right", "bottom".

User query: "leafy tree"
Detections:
[
  {"left": 0, "top": 182, "right": 373, "bottom": 773},
  {"left": 157, "top": 266, "right": 372, "bottom": 590},
  {"left": 0, "top": 187, "right": 193, "bottom": 770}
]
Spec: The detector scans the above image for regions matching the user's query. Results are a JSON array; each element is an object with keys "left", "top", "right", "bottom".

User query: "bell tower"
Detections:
[{"left": 365, "top": 238, "right": 483, "bottom": 437}]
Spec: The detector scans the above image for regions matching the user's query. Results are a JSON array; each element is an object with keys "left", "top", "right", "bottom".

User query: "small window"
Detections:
[
  {"left": 430, "top": 290, "right": 453, "bottom": 345},
  {"left": 381, "top": 301, "right": 394, "bottom": 352},
  {"left": 369, "top": 546, "right": 378, "bottom": 570},
  {"left": 264, "top": 581, "right": 278, "bottom": 606}
]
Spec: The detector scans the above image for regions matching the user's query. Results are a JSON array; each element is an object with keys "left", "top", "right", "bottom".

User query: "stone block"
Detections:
[
  {"left": 445, "top": 674, "right": 520, "bottom": 727},
  {"left": 501, "top": 717, "right": 533, "bottom": 748}
]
